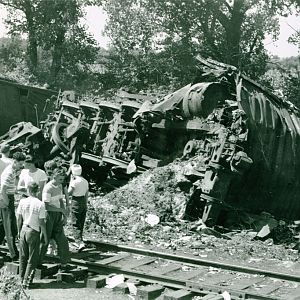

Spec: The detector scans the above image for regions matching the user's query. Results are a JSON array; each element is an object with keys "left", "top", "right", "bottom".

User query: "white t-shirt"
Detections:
[
  {"left": 18, "top": 168, "right": 48, "bottom": 189},
  {"left": 0, "top": 156, "right": 13, "bottom": 178},
  {"left": 69, "top": 176, "right": 89, "bottom": 197},
  {"left": 16, "top": 196, "right": 46, "bottom": 232},
  {"left": 42, "top": 181, "right": 63, "bottom": 209}
]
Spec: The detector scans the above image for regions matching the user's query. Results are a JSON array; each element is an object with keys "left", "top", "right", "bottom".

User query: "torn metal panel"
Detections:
[{"left": 234, "top": 75, "right": 300, "bottom": 219}]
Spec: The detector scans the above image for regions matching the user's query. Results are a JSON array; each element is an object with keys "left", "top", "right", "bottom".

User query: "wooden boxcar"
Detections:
[{"left": 0, "top": 78, "right": 57, "bottom": 135}]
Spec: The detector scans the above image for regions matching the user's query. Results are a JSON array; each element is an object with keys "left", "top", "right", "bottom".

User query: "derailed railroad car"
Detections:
[
  {"left": 132, "top": 57, "right": 300, "bottom": 222},
  {"left": 0, "top": 77, "right": 57, "bottom": 135}
]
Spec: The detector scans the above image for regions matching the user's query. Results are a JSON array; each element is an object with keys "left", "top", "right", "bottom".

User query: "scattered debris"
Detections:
[{"left": 105, "top": 274, "right": 125, "bottom": 289}]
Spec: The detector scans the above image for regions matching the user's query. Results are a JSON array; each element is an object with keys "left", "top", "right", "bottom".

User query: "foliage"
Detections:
[
  {"left": 261, "top": 56, "right": 300, "bottom": 108},
  {"left": 0, "top": 0, "right": 99, "bottom": 90},
  {"left": 0, "top": 1, "right": 299, "bottom": 97},
  {"left": 101, "top": 0, "right": 297, "bottom": 91},
  {"left": 0, "top": 267, "right": 31, "bottom": 300}
]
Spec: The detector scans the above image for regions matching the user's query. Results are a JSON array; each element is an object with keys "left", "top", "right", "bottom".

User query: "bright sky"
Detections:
[
  {"left": 0, "top": 6, "right": 299, "bottom": 57},
  {"left": 264, "top": 14, "right": 299, "bottom": 57}
]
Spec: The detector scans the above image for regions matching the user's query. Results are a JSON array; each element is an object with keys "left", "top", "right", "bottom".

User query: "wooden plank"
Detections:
[
  {"left": 230, "top": 277, "right": 265, "bottom": 290},
  {"left": 257, "top": 285, "right": 279, "bottom": 295},
  {"left": 71, "top": 250, "right": 104, "bottom": 260},
  {"left": 152, "top": 264, "right": 181, "bottom": 276},
  {"left": 201, "top": 294, "right": 222, "bottom": 300},
  {"left": 178, "top": 269, "right": 207, "bottom": 280},
  {"left": 95, "top": 253, "right": 131, "bottom": 265},
  {"left": 113, "top": 257, "right": 156, "bottom": 269}
]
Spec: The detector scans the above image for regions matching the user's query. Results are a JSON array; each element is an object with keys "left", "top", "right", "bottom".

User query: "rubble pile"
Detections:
[
  {"left": 85, "top": 156, "right": 299, "bottom": 267},
  {"left": 87, "top": 159, "right": 196, "bottom": 239}
]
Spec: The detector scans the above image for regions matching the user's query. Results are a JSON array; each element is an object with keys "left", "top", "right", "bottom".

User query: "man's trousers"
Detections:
[
  {"left": 39, "top": 211, "right": 70, "bottom": 265},
  {"left": 0, "top": 195, "right": 18, "bottom": 258},
  {"left": 19, "top": 225, "right": 40, "bottom": 285}
]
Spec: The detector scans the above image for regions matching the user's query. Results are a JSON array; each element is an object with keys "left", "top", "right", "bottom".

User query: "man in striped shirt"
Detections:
[{"left": 0, "top": 151, "right": 26, "bottom": 260}]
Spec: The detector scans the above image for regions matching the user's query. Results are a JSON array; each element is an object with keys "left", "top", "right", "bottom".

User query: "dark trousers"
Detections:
[
  {"left": 0, "top": 195, "right": 18, "bottom": 258},
  {"left": 19, "top": 226, "right": 40, "bottom": 285},
  {"left": 0, "top": 218, "right": 5, "bottom": 246},
  {"left": 71, "top": 196, "right": 87, "bottom": 242},
  {"left": 39, "top": 211, "right": 70, "bottom": 265}
]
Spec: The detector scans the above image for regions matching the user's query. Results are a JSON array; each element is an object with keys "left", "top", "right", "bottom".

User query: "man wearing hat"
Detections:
[
  {"left": 68, "top": 164, "right": 89, "bottom": 251},
  {"left": 17, "top": 154, "right": 48, "bottom": 199},
  {"left": 0, "top": 151, "right": 26, "bottom": 260}
]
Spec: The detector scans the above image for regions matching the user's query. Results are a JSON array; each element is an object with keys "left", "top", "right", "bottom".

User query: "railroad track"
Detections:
[{"left": 1, "top": 240, "right": 300, "bottom": 300}]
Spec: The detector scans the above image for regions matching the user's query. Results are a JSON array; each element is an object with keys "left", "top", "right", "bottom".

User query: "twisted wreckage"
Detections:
[{"left": 1, "top": 57, "right": 300, "bottom": 224}]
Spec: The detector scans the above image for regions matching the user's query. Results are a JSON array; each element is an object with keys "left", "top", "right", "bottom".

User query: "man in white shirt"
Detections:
[
  {"left": 39, "top": 167, "right": 70, "bottom": 270},
  {"left": 17, "top": 155, "right": 48, "bottom": 199},
  {"left": 68, "top": 164, "right": 89, "bottom": 251},
  {"left": 0, "top": 144, "right": 13, "bottom": 176},
  {"left": 0, "top": 151, "right": 26, "bottom": 260},
  {"left": 16, "top": 182, "right": 48, "bottom": 289},
  {"left": 0, "top": 144, "right": 13, "bottom": 249}
]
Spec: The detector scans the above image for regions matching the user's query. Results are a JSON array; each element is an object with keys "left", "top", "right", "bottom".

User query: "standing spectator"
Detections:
[
  {"left": 44, "top": 160, "right": 58, "bottom": 180},
  {"left": 0, "top": 144, "right": 13, "bottom": 248},
  {"left": 0, "top": 152, "right": 26, "bottom": 260},
  {"left": 0, "top": 144, "right": 13, "bottom": 175},
  {"left": 17, "top": 154, "right": 48, "bottom": 199},
  {"left": 68, "top": 164, "right": 89, "bottom": 251},
  {"left": 16, "top": 182, "right": 48, "bottom": 289},
  {"left": 43, "top": 159, "right": 68, "bottom": 255},
  {"left": 39, "top": 167, "right": 70, "bottom": 270}
]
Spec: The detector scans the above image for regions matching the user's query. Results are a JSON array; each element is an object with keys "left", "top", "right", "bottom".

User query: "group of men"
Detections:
[{"left": 0, "top": 144, "right": 89, "bottom": 289}]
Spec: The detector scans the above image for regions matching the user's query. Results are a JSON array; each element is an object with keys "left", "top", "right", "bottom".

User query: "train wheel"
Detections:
[
  {"left": 183, "top": 140, "right": 196, "bottom": 157},
  {"left": 51, "top": 122, "right": 71, "bottom": 153}
]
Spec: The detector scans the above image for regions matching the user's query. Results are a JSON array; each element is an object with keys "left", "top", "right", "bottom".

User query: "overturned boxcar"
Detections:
[
  {"left": 131, "top": 57, "right": 300, "bottom": 222},
  {"left": 0, "top": 77, "right": 57, "bottom": 135}
]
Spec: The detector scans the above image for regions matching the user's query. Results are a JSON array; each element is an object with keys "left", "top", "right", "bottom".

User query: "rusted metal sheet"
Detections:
[{"left": 233, "top": 76, "right": 300, "bottom": 219}]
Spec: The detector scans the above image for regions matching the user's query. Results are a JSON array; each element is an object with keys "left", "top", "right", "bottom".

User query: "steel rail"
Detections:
[
  {"left": 85, "top": 239, "right": 300, "bottom": 283},
  {"left": 71, "top": 257, "right": 281, "bottom": 300},
  {"left": 0, "top": 244, "right": 289, "bottom": 299}
]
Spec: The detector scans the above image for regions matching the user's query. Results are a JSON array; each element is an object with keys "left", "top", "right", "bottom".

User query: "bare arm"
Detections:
[
  {"left": 84, "top": 190, "right": 89, "bottom": 202},
  {"left": 63, "top": 186, "right": 70, "bottom": 207},
  {"left": 17, "top": 178, "right": 27, "bottom": 194},
  {"left": 38, "top": 180, "right": 47, "bottom": 200},
  {"left": 1, "top": 186, "right": 10, "bottom": 208},
  {"left": 44, "top": 202, "right": 65, "bottom": 213},
  {"left": 39, "top": 218, "right": 48, "bottom": 245},
  {"left": 17, "top": 214, "right": 23, "bottom": 238},
  {"left": 68, "top": 186, "right": 74, "bottom": 196}
]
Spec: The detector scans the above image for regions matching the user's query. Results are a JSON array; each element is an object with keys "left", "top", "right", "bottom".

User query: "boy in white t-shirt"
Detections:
[
  {"left": 68, "top": 164, "right": 89, "bottom": 251},
  {"left": 16, "top": 182, "right": 48, "bottom": 289},
  {"left": 18, "top": 155, "right": 48, "bottom": 199},
  {"left": 39, "top": 167, "right": 70, "bottom": 270}
]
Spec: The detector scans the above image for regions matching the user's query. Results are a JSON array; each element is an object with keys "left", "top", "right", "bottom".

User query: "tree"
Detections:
[
  {"left": 102, "top": 0, "right": 294, "bottom": 89},
  {"left": 0, "top": 0, "right": 99, "bottom": 87},
  {"left": 0, "top": 0, "right": 40, "bottom": 72}
]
